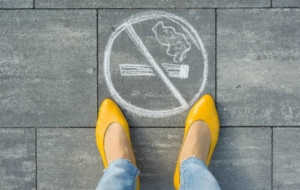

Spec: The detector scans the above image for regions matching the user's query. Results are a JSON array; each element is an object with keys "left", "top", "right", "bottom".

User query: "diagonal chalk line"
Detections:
[{"left": 124, "top": 24, "right": 188, "bottom": 108}]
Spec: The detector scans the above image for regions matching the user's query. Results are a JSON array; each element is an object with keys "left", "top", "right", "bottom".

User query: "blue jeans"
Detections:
[{"left": 96, "top": 157, "right": 221, "bottom": 190}]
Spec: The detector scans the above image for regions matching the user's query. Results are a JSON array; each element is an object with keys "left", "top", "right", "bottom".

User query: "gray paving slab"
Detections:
[
  {"left": 36, "top": 127, "right": 181, "bottom": 190},
  {"left": 0, "top": 0, "right": 32, "bottom": 8},
  {"left": 273, "top": 128, "right": 300, "bottom": 190},
  {"left": 37, "top": 127, "right": 272, "bottom": 189},
  {"left": 98, "top": 9, "right": 215, "bottom": 127},
  {"left": 0, "top": 10, "right": 97, "bottom": 127},
  {"left": 273, "top": 0, "right": 300, "bottom": 7},
  {"left": 35, "top": 0, "right": 270, "bottom": 8},
  {"left": 217, "top": 9, "right": 300, "bottom": 126},
  {"left": 209, "top": 128, "right": 272, "bottom": 190},
  {"left": 37, "top": 128, "right": 102, "bottom": 190},
  {"left": 131, "top": 128, "right": 182, "bottom": 190},
  {"left": 0, "top": 128, "right": 35, "bottom": 190}
]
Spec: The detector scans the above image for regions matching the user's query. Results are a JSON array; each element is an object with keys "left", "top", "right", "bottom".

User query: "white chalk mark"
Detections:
[
  {"left": 124, "top": 24, "right": 189, "bottom": 108},
  {"left": 152, "top": 21, "right": 191, "bottom": 63},
  {"left": 103, "top": 11, "right": 208, "bottom": 118},
  {"left": 119, "top": 64, "right": 156, "bottom": 76},
  {"left": 162, "top": 63, "right": 189, "bottom": 79},
  {"left": 168, "top": 18, "right": 200, "bottom": 50}
]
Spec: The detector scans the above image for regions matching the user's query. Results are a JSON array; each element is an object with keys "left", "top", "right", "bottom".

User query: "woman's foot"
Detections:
[
  {"left": 104, "top": 122, "right": 136, "bottom": 165},
  {"left": 96, "top": 99, "right": 140, "bottom": 190},
  {"left": 179, "top": 120, "right": 211, "bottom": 163},
  {"left": 174, "top": 95, "right": 219, "bottom": 190}
]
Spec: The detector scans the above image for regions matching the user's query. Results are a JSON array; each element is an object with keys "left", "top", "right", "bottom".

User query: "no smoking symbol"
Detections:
[{"left": 104, "top": 11, "right": 208, "bottom": 118}]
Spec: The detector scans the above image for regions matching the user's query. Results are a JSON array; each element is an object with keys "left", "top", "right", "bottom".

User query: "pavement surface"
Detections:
[{"left": 0, "top": 1, "right": 299, "bottom": 190}]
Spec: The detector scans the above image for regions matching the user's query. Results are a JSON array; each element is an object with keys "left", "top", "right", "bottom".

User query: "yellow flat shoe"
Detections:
[
  {"left": 96, "top": 99, "right": 140, "bottom": 190},
  {"left": 173, "top": 94, "right": 220, "bottom": 190}
]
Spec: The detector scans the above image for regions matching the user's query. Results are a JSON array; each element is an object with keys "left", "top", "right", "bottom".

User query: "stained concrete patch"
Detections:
[
  {"left": 98, "top": 9, "right": 215, "bottom": 126},
  {"left": 273, "top": 0, "right": 300, "bottom": 7},
  {"left": 273, "top": 128, "right": 300, "bottom": 189},
  {"left": 209, "top": 128, "right": 272, "bottom": 190},
  {"left": 37, "top": 128, "right": 102, "bottom": 190},
  {"left": 0, "top": 10, "right": 97, "bottom": 127},
  {"left": 0, "top": 0, "right": 32, "bottom": 8},
  {"left": 217, "top": 9, "right": 300, "bottom": 126},
  {"left": 0, "top": 129, "right": 35, "bottom": 190},
  {"left": 36, "top": 0, "right": 269, "bottom": 8}
]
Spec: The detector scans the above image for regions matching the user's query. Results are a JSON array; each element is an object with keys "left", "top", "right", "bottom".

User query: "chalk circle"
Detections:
[{"left": 104, "top": 11, "right": 208, "bottom": 118}]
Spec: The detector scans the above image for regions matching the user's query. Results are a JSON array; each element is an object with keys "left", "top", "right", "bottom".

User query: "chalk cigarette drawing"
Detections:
[
  {"left": 104, "top": 11, "right": 208, "bottom": 118},
  {"left": 162, "top": 63, "right": 189, "bottom": 79},
  {"left": 125, "top": 24, "right": 189, "bottom": 108},
  {"left": 119, "top": 64, "right": 155, "bottom": 76},
  {"left": 152, "top": 21, "right": 191, "bottom": 63}
]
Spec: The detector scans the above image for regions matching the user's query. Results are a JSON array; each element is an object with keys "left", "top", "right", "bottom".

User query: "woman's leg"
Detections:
[{"left": 96, "top": 158, "right": 139, "bottom": 190}]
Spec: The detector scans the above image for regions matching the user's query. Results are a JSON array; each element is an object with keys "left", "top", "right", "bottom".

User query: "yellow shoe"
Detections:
[
  {"left": 173, "top": 94, "right": 220, "bottom": 190},
  {"left": 96, "top": 99, "right": 140, "bottom": 190}
]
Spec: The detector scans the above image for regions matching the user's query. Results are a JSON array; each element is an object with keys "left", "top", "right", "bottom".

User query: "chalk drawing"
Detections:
[
  {"left": 119, "top": 64, "right": 155, "bottom": 76},
  {"left": 152, "top": 21, "right": 191, "bottom": 63},
  {"left": 103, "top": 11, "right": 208, "bottom": 118},
  {"left": 125, "top": 24, "right": 188, "bottom": 107},
  {"left": 162, "top": 63, "right": 189, "bottom": 79}
]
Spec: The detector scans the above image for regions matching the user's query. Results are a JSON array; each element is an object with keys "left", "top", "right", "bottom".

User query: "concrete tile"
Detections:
[
  {"left": 0, "top": 10, "right": 97, "bottom": 127},
  {"left": 273, "top": 128, "right": 300, "bottom": 189},
  {"left": 37, "top": 127, "right": 271, "bottom": 189},
  {"left": 36, "top": 128, "right": 181, "bottom": 190},
  {"left": 273, "top": 0, "right": 300, "bottom": 7},
  {"left": 131, "top": 128, "right": 182, "bottom": 189},
  {"left": 209, "top": 128, "right": 272, "bottom": 190},
  {"left": 217, "top": 9, "right": 300, "bottom": 126},
  {"left": 98, "top": 9, "right": 215, "bottom": 126},
  {"left": 37, "top": 128, "right": 102, "bottom": 190},
  {"left": 0, "top": 0, "right": 32, "bottom": 8},
  {"left": 0, "top": 128, "right": 36, "bottom": 190},
  {"left": 36, "top": 0, "right": 270, "bottom": 8}
]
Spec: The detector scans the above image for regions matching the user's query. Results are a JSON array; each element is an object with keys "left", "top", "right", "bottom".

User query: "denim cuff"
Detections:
[
  {"left": 105, "top": 158, "right": 140, "bottom": 177},
  {"left": 180, "top": 157, "right": 207, "bottom": 169}
]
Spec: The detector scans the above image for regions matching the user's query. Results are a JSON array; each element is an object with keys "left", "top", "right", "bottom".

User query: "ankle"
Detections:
[
  {"left": 180, "top": 121, "right": 211, "bottom": 163},
  {"left": 104, "top": 123, "right": 136, "bottom": 165}
]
